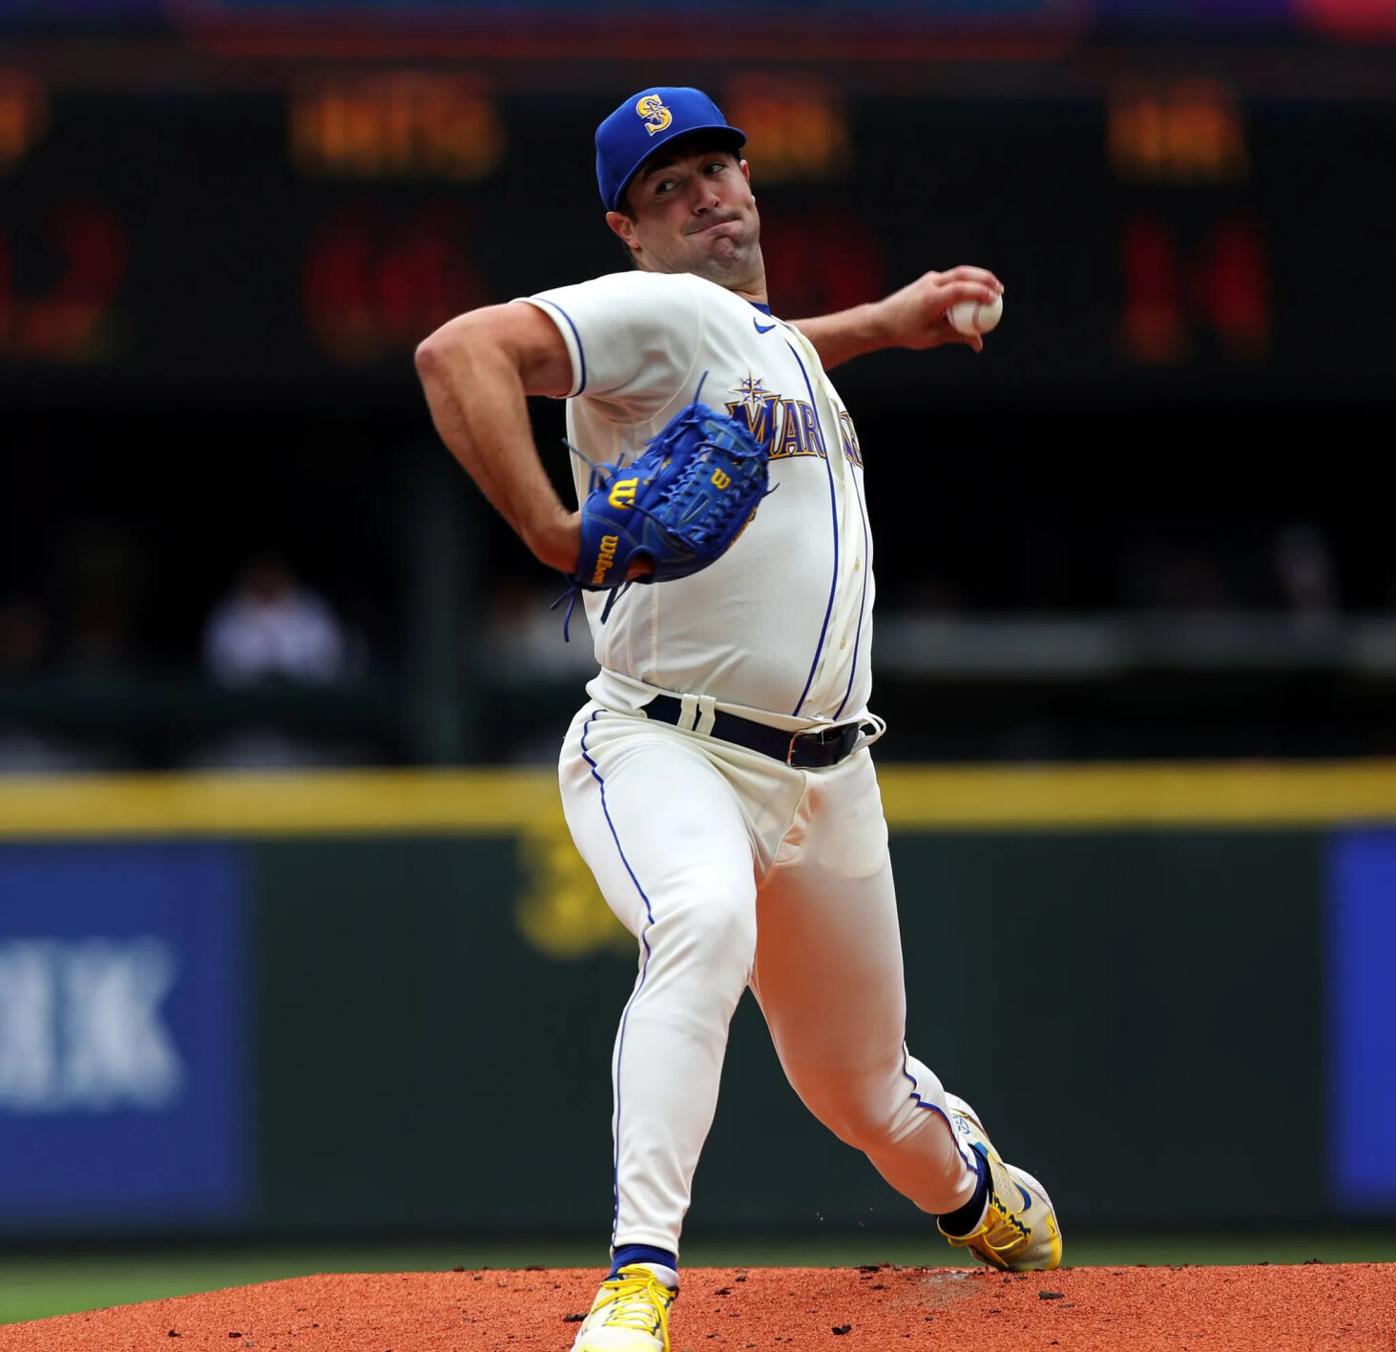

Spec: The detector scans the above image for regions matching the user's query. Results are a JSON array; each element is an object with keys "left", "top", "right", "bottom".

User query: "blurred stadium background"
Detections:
[{"left": 3, "top": 0, "right": 1396, "bottom": 1326}]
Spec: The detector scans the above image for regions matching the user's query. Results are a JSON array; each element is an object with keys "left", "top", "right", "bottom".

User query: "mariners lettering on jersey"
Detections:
[
  {"left": 726, "top": 373, "right": 826, "bottom": 462},
  {"left": 838, "top": 408, "right": 864, "bottom": 468}
]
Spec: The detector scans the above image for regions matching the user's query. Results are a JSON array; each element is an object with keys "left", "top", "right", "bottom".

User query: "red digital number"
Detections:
[
  {"left": 759, "top": 211, "right": 885, "bottom": 321},
  {"left": 303, "top": 203, "right": 488, "bottom": 364},
  {"left": 0, "top": 203, "right": 125, "bottom": 363},
  {"left": 1120, "top": 214, "right": 1269, "bottom": 366}
]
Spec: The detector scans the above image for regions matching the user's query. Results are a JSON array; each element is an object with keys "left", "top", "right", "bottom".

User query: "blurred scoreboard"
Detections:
[
  {"left": 4, "top": 0, "right": 1394, "bottom": 31},
  {"left": 0, "top": 71, "right": 1393, "bottom": 405}
]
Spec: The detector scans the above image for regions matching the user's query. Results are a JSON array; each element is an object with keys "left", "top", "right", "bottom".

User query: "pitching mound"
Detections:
[{"left": 3, "top": 1263, "right": 1395, "bottom": 1351}]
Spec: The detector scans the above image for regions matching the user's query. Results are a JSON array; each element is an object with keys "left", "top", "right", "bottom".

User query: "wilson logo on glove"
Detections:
[
  {"left": 608, "top": 479, "right": 638, "bottom": 510},
  {"left": 553, "top": 375, "right": 774, "bottom": 640},
  {"left": 591, "top": 535, "right": 620, "bottom": 586}
]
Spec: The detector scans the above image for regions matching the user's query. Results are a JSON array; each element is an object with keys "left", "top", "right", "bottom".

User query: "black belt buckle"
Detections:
[{"left": 786, "top": 722, "right": 858, "bottom": 768}]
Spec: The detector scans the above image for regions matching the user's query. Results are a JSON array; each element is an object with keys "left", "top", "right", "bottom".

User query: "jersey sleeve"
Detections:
[{"left": 515, "top": 271, "right": 706, "bottom": 421}]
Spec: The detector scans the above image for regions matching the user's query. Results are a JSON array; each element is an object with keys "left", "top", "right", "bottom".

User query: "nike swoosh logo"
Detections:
[{"left": 753, "top": 319, "right": 777, "bottom": 334}]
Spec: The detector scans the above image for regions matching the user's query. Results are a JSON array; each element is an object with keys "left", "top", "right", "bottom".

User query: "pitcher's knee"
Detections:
[
  {"left": 798, "top": 1078, "right": 901, "bottom": 1152},
  {"left": 679, "top": 898, "right": 757, "bottom": 967},
  {"left": 647, "top": 884, "right": 757, "bottom": 985}
]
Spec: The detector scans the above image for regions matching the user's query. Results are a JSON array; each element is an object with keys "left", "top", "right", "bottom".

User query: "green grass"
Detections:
[{"left": 4, "top": 1232, "right": 1395, "bottom": 1327}]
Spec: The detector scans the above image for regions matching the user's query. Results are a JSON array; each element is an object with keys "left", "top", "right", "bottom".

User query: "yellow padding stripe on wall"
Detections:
[
  {"left": 0, "top": 770, "right": 559, "bottom": 838},
  {"left": 876, "top": 762, "right": 1396, "bottom": 828},
  {"left": 4, "top": 761, "right": 1396, "bottom": 837}
]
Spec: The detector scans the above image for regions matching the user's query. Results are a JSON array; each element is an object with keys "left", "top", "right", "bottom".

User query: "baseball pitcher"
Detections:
[{"left": 416, "top": 86, "right": 1061, "bottom": 1352}]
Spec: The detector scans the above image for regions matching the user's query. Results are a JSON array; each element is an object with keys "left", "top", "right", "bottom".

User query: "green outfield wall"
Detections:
[{"left": 0, "top": 763, "right": 1391, "bottom": 1238}]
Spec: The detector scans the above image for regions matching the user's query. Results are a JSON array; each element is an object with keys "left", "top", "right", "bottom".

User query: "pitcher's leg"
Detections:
[
  {"left": 561, "top": 708, "right": 759, "bottom": 1255},
  {"left": 750, "top": 754, "right": 979, "bottom": 1217}
]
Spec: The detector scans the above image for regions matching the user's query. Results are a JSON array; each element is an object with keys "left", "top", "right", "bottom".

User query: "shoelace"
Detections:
[
  {"left": 591, "top": 1269, "right": 674, "bottom": 1334},
  {"left": 975, "top": 1193, "right": 1032, "bottom": 1255},
  {"left": 942, "top": 1142, "right": 1031, "bottom": 1260}
]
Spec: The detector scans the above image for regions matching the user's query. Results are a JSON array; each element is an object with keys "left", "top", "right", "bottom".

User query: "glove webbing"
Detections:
[{"left": 547, "top": 374, "right": 773, "bottom": 642}]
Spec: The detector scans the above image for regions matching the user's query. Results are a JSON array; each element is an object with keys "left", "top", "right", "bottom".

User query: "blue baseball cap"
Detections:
[{"left": 596, "top": 86, "right": 746, "bottom": 212}]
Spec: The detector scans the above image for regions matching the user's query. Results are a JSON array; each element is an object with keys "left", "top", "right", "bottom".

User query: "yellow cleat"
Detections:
[
  {"left": 937, "top": 1093, "right": 1063, "bottom": 1272},
  {"left": 572, "top": 1264, "right": 677, "bottom": 1352}
]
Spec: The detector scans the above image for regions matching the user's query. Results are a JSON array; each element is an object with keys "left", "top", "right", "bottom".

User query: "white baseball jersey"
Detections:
[
  {"left": 531, "top": 271, "right": 996, "bottom": 1274},
  {"left": 520, "top": 269, "right": 874, "bottom": 728}
]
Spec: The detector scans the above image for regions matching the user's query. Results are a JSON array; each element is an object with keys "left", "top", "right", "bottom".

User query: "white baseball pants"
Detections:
[{"left": 558, "top": 703, "right": 978, "bottom": 1256}]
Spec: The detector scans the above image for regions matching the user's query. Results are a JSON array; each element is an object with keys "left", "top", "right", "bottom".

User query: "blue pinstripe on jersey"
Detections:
[
  {"left": 784, "top": 339, "right": 839, "bottom": 719},
  {"left": 832, "top": 447, "right": 871, "bottom": 722}
]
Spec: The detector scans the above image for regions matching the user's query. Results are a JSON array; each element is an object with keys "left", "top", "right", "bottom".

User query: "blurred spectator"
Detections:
[
  {"left": 190, "top": 553, "right": 369, "bottom": 770},
  {"left": 0, "top": 596, "right": 54, "bottom": 768},
  {"left": 480, "top": 580, "right": 615, "bottom": 763},
  {"left": 483, "top": 579, "right": 616, "bottom": 681},
  {"left": 1120, "top": 538, "right": 1241, "bottom": 612},
  {"left": 0, "top": 595, "right": 130, "bottom": 774},
  {"left": 203, "top": 552, "right": 353, "bottom": 686},
  {"left": 0, "top": 597, "right": 47, "bottom": 674},
  {"left": 1273, "top": 522, "right": 1339, "bottom": 627},
  {"left": 52, "top": 522, "right": 150, "bottom": 671}
]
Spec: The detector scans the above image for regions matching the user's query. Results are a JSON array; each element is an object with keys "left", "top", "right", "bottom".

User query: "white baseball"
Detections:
[{"left": 947, "top": 292, "right": 1003, "bottom": 336}]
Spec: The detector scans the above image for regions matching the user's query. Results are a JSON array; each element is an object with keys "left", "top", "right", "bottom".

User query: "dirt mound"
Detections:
[{"left": 3, "top": 1263, "right": 1394, "bottom": 1351}]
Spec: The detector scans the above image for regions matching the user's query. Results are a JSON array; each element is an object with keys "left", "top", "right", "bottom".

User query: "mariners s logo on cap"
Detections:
[
  {"left": 595, "top": 86, "right": 746, "bottom": 211},
  {"left": 635, "top": 94, "right": 672, "bottom": 136}
]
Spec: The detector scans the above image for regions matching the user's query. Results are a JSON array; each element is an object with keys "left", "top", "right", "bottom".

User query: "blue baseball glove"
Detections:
[{"left": 556, "top": 394, "right": 772, "bottom": 637}]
